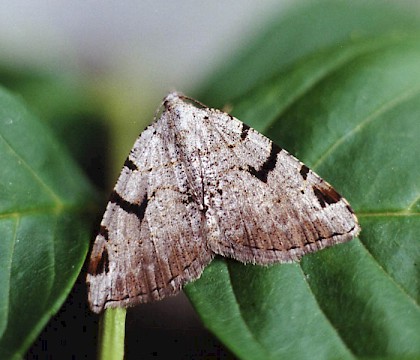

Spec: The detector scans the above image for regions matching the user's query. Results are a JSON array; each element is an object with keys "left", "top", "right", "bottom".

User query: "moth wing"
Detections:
[
  {"left": 87, "top": 117, "right": 213, "bottom": 313},
  {"left": 201, "top": 110, "right": 360, "bottom": 264}
]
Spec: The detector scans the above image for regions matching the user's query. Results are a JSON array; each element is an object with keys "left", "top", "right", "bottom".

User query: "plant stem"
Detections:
[{"left": 97, "top": 308, "right": 127, "bottom": 360}]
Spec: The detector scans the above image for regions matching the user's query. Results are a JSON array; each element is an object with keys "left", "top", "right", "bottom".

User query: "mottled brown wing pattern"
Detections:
[
  {"left": 87, "top": 92, "right": 360, "bottom": 313},
  {"left": 198, "top": 110, "right": 359, "bottom": 263},
  {"left": 87, "top": 111, "right": 213, "bottom": 313}
]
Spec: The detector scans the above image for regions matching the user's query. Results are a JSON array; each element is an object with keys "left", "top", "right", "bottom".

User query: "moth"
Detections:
[{"left": 87, "top": 92, "right": 360, "bottom": 313}]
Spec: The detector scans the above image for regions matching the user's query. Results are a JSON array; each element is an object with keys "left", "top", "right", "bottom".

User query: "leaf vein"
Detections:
[
  {"left": 312, "top": 85, "right": 420, "bottom": 171},
  {"left": 1, "top": 215, "right": 20, "bottom": 339},
  {"left": 357, "top": 211, "right": 420, "bottom": 218},
  {"left": 357, "top": 239, "right": 420, "bottom": 309},
  {"left": 0, "top": 131, "right": 64, "bottom": 207}
]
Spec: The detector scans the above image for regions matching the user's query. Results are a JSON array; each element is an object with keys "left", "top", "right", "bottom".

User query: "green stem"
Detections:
[{"left": 97, "top": 308, "right": 127, "bottom": 360}]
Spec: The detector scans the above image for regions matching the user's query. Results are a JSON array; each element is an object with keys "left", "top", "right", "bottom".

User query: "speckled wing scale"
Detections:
[{"left": 87, "top": 92, "right": 360, "bottom": 313}]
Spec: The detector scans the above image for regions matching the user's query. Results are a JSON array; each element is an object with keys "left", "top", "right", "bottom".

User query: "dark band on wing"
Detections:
[
  {"left": 248, "top": 143, "right": 282, "bottom": 183},
  {"left": 99, "top": 225, "right": 109, "bottom": 241},
  {"left": 109, "top": 190, "right": 148, "bottom": 222},
  {"left": 88, "top": 247, "right": 109, "bottom": 275},
  {"left": 124, "top": 158, "right": 138, "bottom": 171},
  {"left": 240, "top": 123, "right": 250, "bottom": 140},
  {"left": 300, "top": 165, "right": 310, "bottom": 180},
  {"left": 313, "top": 186, "right": 342, "bottom": 208}
]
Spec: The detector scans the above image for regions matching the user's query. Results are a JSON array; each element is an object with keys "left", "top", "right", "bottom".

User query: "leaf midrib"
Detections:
[
  {"left": 296, "top": 264, "right": 357, "bottom": 359},
  {"left": 357, "top": 238, "right": 420, "bottom": 309},
  {"left": 226, "top": 263, "right": 277, "bottom": 360}
]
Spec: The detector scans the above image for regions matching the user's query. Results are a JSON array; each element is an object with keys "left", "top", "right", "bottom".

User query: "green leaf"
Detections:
[
  {"left": 197, "top": 0, "right": 420, "bottom": 107},
  {"left": 186, "top": 27, "right": 420, "bottom": 360},
  {"left": 0, "top": 66, "right": 108, "bottom": 191},
  {"left": 0, "top": 87, "right": 97, "bottom": 359}
]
